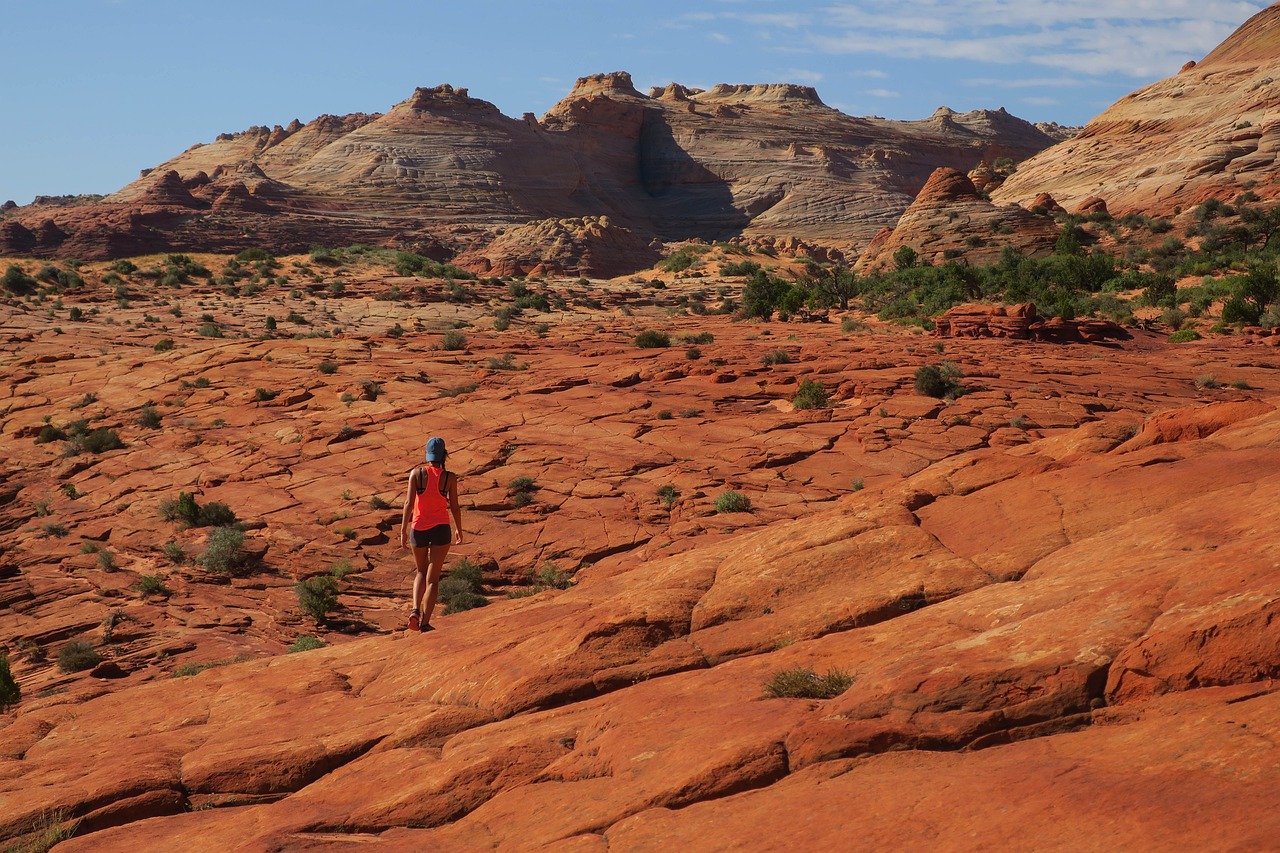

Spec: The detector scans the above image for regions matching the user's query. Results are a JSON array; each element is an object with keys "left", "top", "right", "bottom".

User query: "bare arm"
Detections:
[{"left": 400, "top": 469, "right": 417, "bottom": 549}]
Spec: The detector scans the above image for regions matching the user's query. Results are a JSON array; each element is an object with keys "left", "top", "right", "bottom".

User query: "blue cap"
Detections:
[{"left": 425, "top": 436, "right": 446, "bottom": 462}]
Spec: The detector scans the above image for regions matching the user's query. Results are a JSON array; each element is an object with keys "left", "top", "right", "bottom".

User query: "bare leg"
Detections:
[
  {"left": 420, "top": 544, "right": 450, "bottom": 626},
  {"left": 410, "top": 545, "right": 432, "bottom": 616}
]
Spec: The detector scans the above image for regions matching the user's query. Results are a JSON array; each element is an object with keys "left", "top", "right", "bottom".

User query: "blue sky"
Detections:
[{"left": 1, "top": 0, "right": 1270, "bottom": 205}]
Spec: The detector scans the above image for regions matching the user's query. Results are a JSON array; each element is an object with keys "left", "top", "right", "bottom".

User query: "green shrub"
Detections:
[
  {"left": 763, "top": 667, "right": 853, "bottom": 699},
  {"left": 79, "top": 428, "right": 125, "bottom": 454},
  {"left": 35, "top": 424, "right": 67, "bottom": 444},
  {"left": 318, "top": 360, "right": 339, "bottom": 375},
  {"left": 721, "top": 260, "right": 762, "bottom": 276},
  {"left": 762, "top": 349, "right": 793, "bottom": 366},
  {"left": 198, "top": 323, "right": 223, "bottom": 338},
  {"left": 792, "top": 379, "right": 829, "bottom": 410},
  {"left": 289, "top": 635, "right": 326, "bottom": 653},
  {"left": 57, "top": 640, "right": 101, "bottom": 673},
  {"left": 634, "top": 330, "right": 671, "bottom": 348},
  {"left": 1, "top": 264, "right": 37, "bottom": 295},
  {"left": 440, "top": 559, "right": 488, "bottom": 614},
  {"left": 656, "top": 484, "right": 680, "bottom": 508},
  {"left": 136, "top": 574, "right": 171, "bottom": 597},
  {"left": 295, "top": 575, "right": 340, "bottom": 624},
  {"left": 715, "top": 490, "right": 752, "bottom": 513},
  {"left": 0, "top": 654, "right": 19, "bottom": 711},
  {"left": 254, "top": 388, "right": 278, "bottom": 402},
  {"left": 441, "top": 330, "right": 468, "bottom": 351},
  {"left": 914, "top": 362, "right": 964, "bottom": 398},
  {"left": 200, "top": 527, "right": 250, "bottom": 575},
  {"left": 163, "top": 542, "right": 185, "bottom": 564},
  {"left": 154, "top": 338, "right": 175, "bottom": 352},
  {"left": 137, "top": 405, "right": 162, "bottom": 429},
  {"left": 1168, "top": 329, "right": 1201, "bottom": 343}
]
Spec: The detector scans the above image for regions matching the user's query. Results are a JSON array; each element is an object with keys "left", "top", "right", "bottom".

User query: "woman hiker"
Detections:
[{"left": 400, "top": 436, "right": 463, "bottom": 632}]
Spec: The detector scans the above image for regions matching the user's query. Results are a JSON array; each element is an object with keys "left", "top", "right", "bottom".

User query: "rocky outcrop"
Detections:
[
  {"left": 854, "top": 168, "right": 1061, "bottom": 272},
  {"left": 993, "top": 3, "right": 1280, "bottom": 215},
  {"left": 1, "top": 71, "right": 1058, "bottom": 265},
  {"left": 933, "top": 302, "right": 1130, "bottom": 343},
  {"left": 453, "top": 216, "right": 660, "bottom": 278}
]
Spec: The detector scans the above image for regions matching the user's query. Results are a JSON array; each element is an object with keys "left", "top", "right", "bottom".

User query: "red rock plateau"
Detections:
[
  {"left": 2, "top": 249, "right": 1279, "bottom": 850},
  {"left": 0, "top": 74, "right": 1059, "bottom": 272},
  {"left": 993, "top": 3, "right": 1280, "bottom": 217}
]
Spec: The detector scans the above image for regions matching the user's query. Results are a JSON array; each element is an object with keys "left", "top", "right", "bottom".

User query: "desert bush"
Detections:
[
  {"left": 634, "top": 329, "right": 671, "bottom": 348},
  {"left": 656, "top": 484, "right": 680, "bottom": 508},
  {"left": 295, "top": 574, "right": 339, "bottom": 624},
  {"left": 76, "top": 428, "right": 125, "bottom": 454},
  {"left": 1169, "top": 329, "right": 1202, "bottom": 343},
  {"left": 792, "top": 379, "right": 829, "bottom": 410},
  {"left": 914, "top": 362, "right": 964, "bottom": 398},
  {"left": 57, "top": 640, "right": 101, "bottom": 673},
  {"left": 160, "top": 492, "right": 237, "bottom": 528},
  {"left": 763, "top": 667, "right": 853, "bottom": 699},
  {"left": 136, "top": 574, "right": 171, "bottom": 597},
  {"left": 440, "top": 559, "right": 488, "bottom": 614},
  {"left": 762, "top": 349, "right": 793, "bottom": 366},
  {"left": 1, "top": 264, "right": 37, "bottom": 295},
  {"left": 0, "top": 654, "right": 19, "bottom": 711},
  {"left": 137, "top": 405, "right": 162, "bottom": 430},
  {"left": 714, "top": 490, "right": 752, "bottom": 513},
  {"left": 200, "top": 527, "right": 250, "bottom": 575},
  {"left": 441, "top": 330, "right": 468, "bottom": 351},
  {"left": 254, "top": 388, "right": 278, "bottom": 402},
  {"left": 721, "top": 260, "right": 761, "bottom": 277},
  {"left": 318, "top": 360, "right": 339, "bottom": 375},
  {"left": 289, "top": 635, "right": 326, "bottom": 653},
  {"left": 154, "top": 338, "right": 175, "bottom": 352},
  {"left": 681, "top": 332, "right": 715, "bottom": 345}
]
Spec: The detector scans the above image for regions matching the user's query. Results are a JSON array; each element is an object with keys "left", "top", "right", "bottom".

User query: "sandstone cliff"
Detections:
[
  {"left": 0, "top": 74, "right": 1057, "bottom": 270},
  {"left": 992, "top": 2, "right": 1280, "bottom": 215}
]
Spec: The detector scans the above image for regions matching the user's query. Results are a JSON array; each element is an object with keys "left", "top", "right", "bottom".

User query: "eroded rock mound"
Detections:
[
  {"left": 854, "top": 168, "right": 1060, "bottom": 272},
  {"left": 453, "top": 216, "right": 661, "bottom": 278}
]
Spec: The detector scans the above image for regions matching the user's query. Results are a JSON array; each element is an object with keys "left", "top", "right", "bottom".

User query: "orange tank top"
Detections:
[{"left": 410, "top": 466, "right": 451, "bottom": 530}]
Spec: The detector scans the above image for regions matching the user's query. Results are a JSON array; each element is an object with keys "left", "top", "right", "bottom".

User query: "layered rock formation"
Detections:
[
  {"left": 993, "top": 3, "right": 1280, "bottom": 215},
  {"left": 0, "top": 74, "right": 1058, "bottom": 269},
  {"left": 854, "top": 167, "right": 1062, "bottom": 272}
]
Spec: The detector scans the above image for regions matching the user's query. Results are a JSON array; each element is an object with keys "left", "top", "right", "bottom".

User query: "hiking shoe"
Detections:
[{"left": 407, "top": 610, "right": 420, "bottom": 632}]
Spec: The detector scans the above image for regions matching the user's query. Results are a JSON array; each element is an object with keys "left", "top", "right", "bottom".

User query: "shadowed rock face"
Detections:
[
  {"left": 1, "top": 260, "right": 1279, "bottom": 850},
  {"left": 993, "top": 3, "right": 1280, "bottom": 215},
  {"left": 0, "top": 72, "right": 1057, "bottom": 269}
]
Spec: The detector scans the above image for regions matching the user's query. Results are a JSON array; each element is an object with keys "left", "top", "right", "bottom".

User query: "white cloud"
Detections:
[
  {"left": 709, "top": 31, "right": 732, "bottom": 43},
  {"left": 854, "top": 69, "right": 890, "bottom": 79},
  {"left": 806, "top": 0, "right": 1268, "bottom": 78},
  {"left": 866, "top": 88, "right": 900, "bottom": 98}
]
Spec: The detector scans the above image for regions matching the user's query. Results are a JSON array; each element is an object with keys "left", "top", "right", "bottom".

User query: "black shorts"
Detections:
[{"left": 411, "top": 524, "right": 451, "bottom": 548}]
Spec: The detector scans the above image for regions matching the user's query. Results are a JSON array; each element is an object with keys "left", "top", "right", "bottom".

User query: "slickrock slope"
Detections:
[
  {"left": 993, "top": 2, "right": 1280, "bottom": 215},
  {"left": 0, "top": 74, "right": 1057, "bottom": 266},
  {"left": 2, "top": 257, "right": 1280, "bottom": 850}
]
